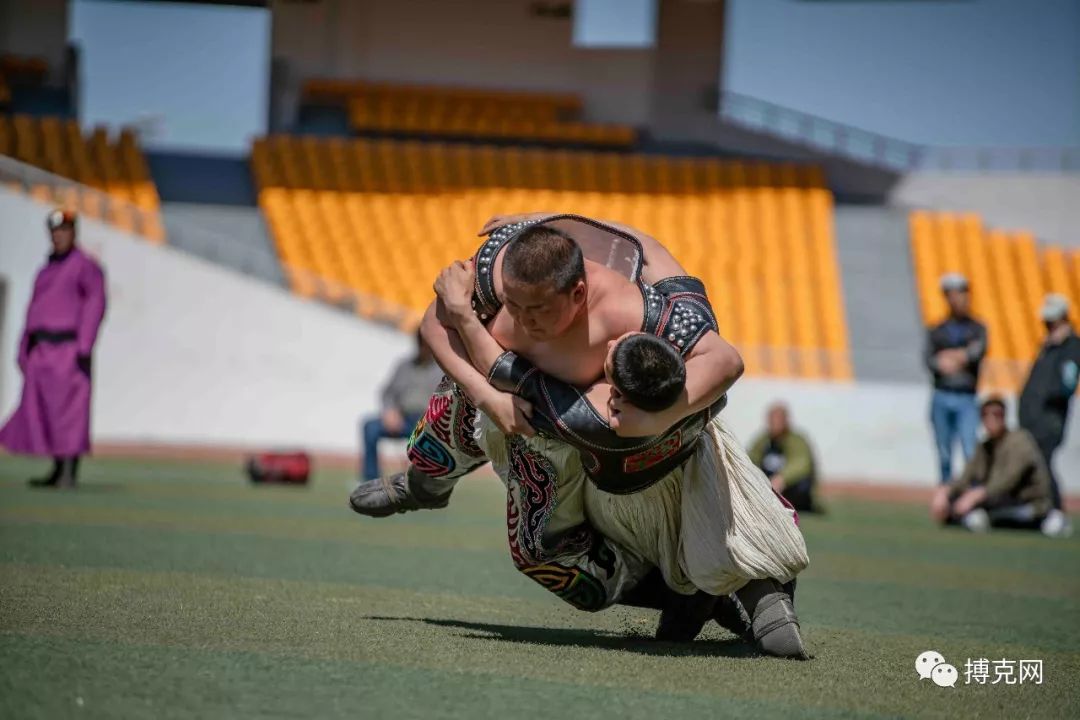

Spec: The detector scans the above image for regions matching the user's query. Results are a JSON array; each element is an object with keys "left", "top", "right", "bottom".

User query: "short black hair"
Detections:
[
  {"left": 980, "top": 395, "right": 1006, "bottom": 415},
  {"left": 503, "top": 225, "right": 585, "bottom": 294},
  {"left": 610, "top": 334, "right": 686, "bottom": 413}
]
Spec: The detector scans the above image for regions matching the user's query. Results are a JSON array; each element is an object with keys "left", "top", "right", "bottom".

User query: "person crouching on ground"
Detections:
[
  {"left": 929, "top": 396, "right": 1068, "bottom": 537},
  {"left": 748, "top": 402, "right": 820, "bottom": 513}
]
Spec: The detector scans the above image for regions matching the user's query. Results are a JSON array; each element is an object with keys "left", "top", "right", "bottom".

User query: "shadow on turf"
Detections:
[
  {"left": 24, "top": 483, "right": 127, "bottom": 494},
  {"left": 366, "top": 616, "right": 759, "bottom": 658}
]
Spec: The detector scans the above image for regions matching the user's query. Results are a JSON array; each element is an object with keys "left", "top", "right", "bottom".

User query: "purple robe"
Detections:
[{"left": 0, "top": 247, "right": 106, "bottom": 457}]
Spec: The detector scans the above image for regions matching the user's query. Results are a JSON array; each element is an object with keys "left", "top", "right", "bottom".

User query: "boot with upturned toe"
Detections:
[
  {"left": 712, "top": 593, "right": 753, "bottom": 641},
  {"left": 349, "top": 468, "right": 452, "bottom": 517},
  {"left": 28, "top": 460, "right": 61, "bottom": 488},
  {"left": 54, "top": 458, "right": 79, "bottom": 489},
  {"left": 736, "top": 578, "right": 808, "bottom": 660},
  {"left": 29, "top": 458, "right": 79, "bottom": 489}
]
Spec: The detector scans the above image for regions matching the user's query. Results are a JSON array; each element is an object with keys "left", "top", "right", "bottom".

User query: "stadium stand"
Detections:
[
  {"left": 0, "top": 114, "right": 164, "bottom": 242},
  {"left": 252, "top": 135, "right": 851, "bottom": 380},
  {"left": 0, "top": 54, "right": 48, "bottom": 89},
  {"left": 303, "top": 80, "right": 636, "bottom": 148},
  {"left": 910, "top": 211, "right": 1080, "bottom": 392}
]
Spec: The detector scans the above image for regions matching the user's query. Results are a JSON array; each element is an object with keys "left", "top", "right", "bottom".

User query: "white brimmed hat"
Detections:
[
  {"left": 939, "top": 272, "right": 969, "bottom": 292},
  {"left": 1040, "top": 293, "right": 1069, "bottom": 322}
]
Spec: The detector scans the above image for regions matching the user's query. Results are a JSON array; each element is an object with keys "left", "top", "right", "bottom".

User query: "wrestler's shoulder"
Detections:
[{"left": 590, "top": 274, "right": 644, "bottom": 332}]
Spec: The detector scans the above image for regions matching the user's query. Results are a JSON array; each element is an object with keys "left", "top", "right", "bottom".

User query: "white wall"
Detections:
[
  {"left": 1, "top": 188, "right": 1076, "bottom": 490},
  {"left": 723, "top": 378, "right": 1079, "bottom": 494},
  {"left": 0, "top": 190, "right": 410, "bottom": 453}
]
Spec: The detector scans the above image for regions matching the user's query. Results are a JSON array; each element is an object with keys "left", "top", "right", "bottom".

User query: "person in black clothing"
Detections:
[
  {"left": 1019, "top": 294, "right": 1079, "bottom": 525},
  {"left": 924, "top": 273, "right": 988, "bottom": 484}
]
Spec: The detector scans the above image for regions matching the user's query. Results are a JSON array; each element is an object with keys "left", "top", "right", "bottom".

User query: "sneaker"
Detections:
[
  {"left": 348, "top": 471, "right": 451, "bottom": 517},
  {"left": 1041, "top": 509, "right": 1073, "bottom": 539},
  {"left": 962, "top": 508, "right": 991, "bottom": 533}
]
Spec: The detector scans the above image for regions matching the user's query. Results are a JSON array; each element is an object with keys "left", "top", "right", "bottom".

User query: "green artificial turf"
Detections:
[{"left": 1, "top": 455, "right": 1078, "bottom": 719}]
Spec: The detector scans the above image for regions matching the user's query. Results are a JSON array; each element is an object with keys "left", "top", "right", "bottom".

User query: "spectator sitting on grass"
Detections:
[
  {"left": 929, "top": 396, "right": 1068, "bottom": 537},
  {"left": 748, "top": 402, "right": 820, "bottom": 513}
]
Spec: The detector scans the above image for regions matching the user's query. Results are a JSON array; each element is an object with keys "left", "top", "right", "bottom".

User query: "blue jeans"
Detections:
[
  {"left": 361, "top": 412, "right": 423, "bottom": 480},
  {"left": 930, "top": 390, "right": 979, "bottom": 484}
]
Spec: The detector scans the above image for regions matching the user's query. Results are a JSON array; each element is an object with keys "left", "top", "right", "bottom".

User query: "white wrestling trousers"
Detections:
[{"left": 476, "top": 414, "right": 810, "bottom": 597}]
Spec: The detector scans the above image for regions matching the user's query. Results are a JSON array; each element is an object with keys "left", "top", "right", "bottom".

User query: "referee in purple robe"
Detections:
[{"left": 0, "top": 209, "right": 106, "bottom": 488}]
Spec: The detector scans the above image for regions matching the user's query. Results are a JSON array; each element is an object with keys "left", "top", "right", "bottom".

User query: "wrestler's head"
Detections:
[
  {"left": 604, "top": 332, "right": 686, "bottom": 412},
  {"left": 502, "top": 225, "right": 587, "bottom": 340}
]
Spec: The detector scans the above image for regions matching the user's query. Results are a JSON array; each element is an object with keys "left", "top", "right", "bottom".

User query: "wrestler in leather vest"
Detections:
[{"left": 471, "top": 217, "right": 725, "bottom": 495}]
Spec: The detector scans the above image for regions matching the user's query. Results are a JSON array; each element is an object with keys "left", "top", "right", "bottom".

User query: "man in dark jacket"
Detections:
[
  {"left": 930, "top": 396, "right": 1065, "bottom": 536},
  {"left": 924, "top": 273, "right": 987, "bottom": 484},
  {"left": 1019, "top": 294, "right": 1079, "bottom": 522}
]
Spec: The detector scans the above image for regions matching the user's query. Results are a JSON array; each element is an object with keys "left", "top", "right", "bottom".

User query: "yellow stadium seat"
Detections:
[
  {"left": 909, "top": 211, "right": 1079, "bottom": 392},
  {"left": 252, "top": 137, "right": 846, "bottom": 378}
]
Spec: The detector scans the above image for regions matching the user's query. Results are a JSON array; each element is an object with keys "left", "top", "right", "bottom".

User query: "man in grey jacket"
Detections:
[
  {"left": 360, "top": 332, "right": 444, "bottom": 480},
  {"left": 924, "top": 273, "right": 988, "bottom": 483}
]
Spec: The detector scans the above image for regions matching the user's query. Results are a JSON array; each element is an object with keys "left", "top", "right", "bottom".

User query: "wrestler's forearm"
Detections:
[
  {"left": 419, "top": 301, "right": 497, "bottom": 404},
  {"left": 664, "top": 333, "right": 744, "bottom": 424},
  {"left": 448, "top": 310, "right": 510, "bottom": 379}
]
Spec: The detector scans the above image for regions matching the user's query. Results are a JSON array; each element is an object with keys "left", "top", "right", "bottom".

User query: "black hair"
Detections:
[
  {"left": 980, "top": 395, "right": 1006, "bottom": 415},
  {"left": 503, "top": 225, "right": 585, "bottom": 294},
  {"left": 610, "top": 334, "right": 686, "bottom": 413}
]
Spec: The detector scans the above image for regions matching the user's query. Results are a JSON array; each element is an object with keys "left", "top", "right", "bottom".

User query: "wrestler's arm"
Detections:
[
  {"left": 441, "top": 304, "right": 511, "bottom": 380},
  {"left": 419, "top": 300, "right": 535, "bottom": 436},
  {"left": 419, "top": 301, "right": 494, "bottom": 402}
]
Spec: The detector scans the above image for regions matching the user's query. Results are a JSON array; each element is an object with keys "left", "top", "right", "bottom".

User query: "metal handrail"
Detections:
[{"left": 718, "top": 90, "right": 1080, "bottom": 173}]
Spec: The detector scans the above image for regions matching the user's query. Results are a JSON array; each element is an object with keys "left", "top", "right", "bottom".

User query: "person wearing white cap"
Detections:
[
  {"left": 924, "top": 273, "right": 988, "bottom": 484},
  {"left": 0, "top": 209, "right": 106, "bottom": 488},
  {"left": 1019, "top": 293, "right": 1079, "bottom": 530}
]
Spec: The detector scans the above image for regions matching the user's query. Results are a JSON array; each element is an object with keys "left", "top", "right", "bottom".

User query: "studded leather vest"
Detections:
[
  {"left": 482, "top": 273, "right": 724, "bottom": 495},
  {"left": 471, "top": 214, "right": 645, "bottom": 322}
]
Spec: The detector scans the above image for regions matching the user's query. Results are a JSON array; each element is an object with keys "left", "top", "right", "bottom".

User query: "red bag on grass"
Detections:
[{"left": 246, "top": 451, "right": 311, "bottom": 485}]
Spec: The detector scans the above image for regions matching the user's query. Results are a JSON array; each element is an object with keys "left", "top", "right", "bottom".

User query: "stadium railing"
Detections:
[{"left": 719, "top": 91, "right": 1080, "bottom": 173}]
